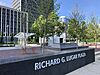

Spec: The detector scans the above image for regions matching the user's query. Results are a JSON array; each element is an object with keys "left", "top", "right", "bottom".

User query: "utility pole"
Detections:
[{"left": 22, "top": 0, "right": 28, "bottom": 54}]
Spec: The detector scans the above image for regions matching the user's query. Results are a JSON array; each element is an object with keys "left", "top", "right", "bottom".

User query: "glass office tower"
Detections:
[{"left": 12, "top": 0, "right": 54, "bottom": 32}]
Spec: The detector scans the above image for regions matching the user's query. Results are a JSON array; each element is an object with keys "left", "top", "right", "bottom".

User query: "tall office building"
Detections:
[
  {"left": 12, "top": 0, "right": 54, "bottom": 32},
  {"left": 12, "top": 0, "right": 21, "bottom": 11},
  {"left": 0, "top": 5, "right": 28, "bottom": 36}
]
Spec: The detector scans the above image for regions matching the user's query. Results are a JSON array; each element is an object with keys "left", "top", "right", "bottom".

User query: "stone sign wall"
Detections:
[{"left": 0, "top": 48, "right": 95, "bottom": 75}]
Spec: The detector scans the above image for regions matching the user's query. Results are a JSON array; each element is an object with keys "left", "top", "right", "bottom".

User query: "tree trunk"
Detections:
[
  {"left": 76, "top": 38, "right": 78, "bottom": 49},
  {"left": 95, "top": 36, "right": 97, "bottom": 48},
  {"left": 52, "top": 33, "right": 54, "bottom": 44},
  {"left": 42, "top": 35, "right": 46, "bottom": 53},
  {"left": 40, "top": 37, "right": 42, "bottom": 52}
]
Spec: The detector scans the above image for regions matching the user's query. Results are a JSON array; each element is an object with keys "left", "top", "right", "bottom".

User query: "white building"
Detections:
[
  {"left": 12, "top": 0, "right": 21, "bottom": 11},
  {"left": 48, "top": 16, "right": 68, "bottom": 47},
  {"left": 0, "top": 5, "right": 28, "bottom": 36}
]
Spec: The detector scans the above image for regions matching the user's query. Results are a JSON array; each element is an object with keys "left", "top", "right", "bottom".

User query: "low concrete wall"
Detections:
[
  {"left": 0, "top": 48, "right": 95, "bottom": 75},
  {"left": 48, "top": 43, "right": 78, "bottom": 48}
]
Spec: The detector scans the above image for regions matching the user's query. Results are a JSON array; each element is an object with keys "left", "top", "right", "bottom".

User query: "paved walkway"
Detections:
[
  {"left": 0, "top": 45, "right": 100, "bottom": 75},
  {"left": 66, "top": 54, "right": 100, "bottom": 75}
]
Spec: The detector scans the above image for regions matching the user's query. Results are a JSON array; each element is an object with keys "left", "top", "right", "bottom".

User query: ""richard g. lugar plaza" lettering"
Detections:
[{"left": 34, "top": 52, "right": 86, "bottom": 70}]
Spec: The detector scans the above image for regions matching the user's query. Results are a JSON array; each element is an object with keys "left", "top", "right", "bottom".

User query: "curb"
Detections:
[{"left": 95, "top": 51, "right": 100, "bottom": 55}]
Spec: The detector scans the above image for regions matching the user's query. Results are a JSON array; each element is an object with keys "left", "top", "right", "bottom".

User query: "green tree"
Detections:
[
  {"left": 32, "top": 15, "right": 46, "bottom": 41},
  {"left": 80, "top": 21, "right": 88, "bottom": 45},
  {"left": 86, "top": 16, "right": 100, "bottom": 47},
  {"left": 68, "top": 6, "right": 85, "bottom": 44},
  {"left": 32, "top": 11, "right": 62, "bottom": 43},
  {"left": 47, "top": 11, "right": 62, "bottom": 36},
  {"left": 31, "top": 0, "right": 60, "bottom": 53}
]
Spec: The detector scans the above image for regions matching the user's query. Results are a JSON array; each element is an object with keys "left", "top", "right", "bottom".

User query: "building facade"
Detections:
[
  {"left": 12, "top": 0, "right": 54, "bottom": 32},
  {"left": 12, "top": 0, "right": 21, "bottom": 11},
  {"left": 0, "top": 5, "right": 28, "bottom": 36}
]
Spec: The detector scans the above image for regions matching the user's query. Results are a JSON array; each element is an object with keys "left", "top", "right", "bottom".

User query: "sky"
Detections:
[
  {"left": 0, "top": 0, "right": 100, "bottom": 20},
  {"left": 57, "top": 0, "right": 100, "bottom": 20},
  {"left": 0, "top": 0, "right": 11, "bottom": 7}
]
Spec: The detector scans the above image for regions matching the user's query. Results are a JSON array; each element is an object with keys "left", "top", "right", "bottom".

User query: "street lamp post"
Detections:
[{"left": 6, "top": 25, "right": 9, "bottom": 46}]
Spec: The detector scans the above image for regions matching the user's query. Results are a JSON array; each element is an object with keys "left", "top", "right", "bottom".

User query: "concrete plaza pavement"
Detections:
[
  {"left": 0, "top": 44, "right": 100, "bottom": 75},
  {"left": 66, "top": 52, "right": 100, "bottom": 75}
]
